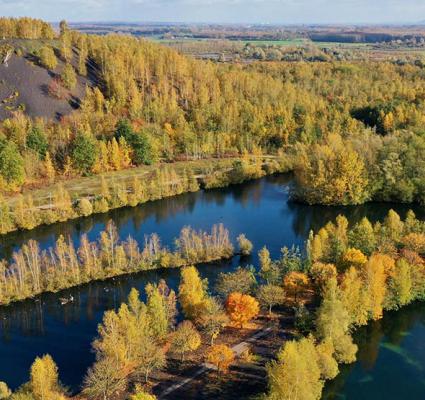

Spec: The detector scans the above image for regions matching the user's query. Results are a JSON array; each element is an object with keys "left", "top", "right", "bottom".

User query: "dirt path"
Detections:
[{"left": 158, "top": 326, "right": 273, "bottom": 399}]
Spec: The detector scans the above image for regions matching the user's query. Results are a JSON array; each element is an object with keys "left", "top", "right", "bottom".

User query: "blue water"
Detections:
[
  {"left": 0, "top": 174, "right": 423, "bottom": 394},
  {"left": 323, "top": 302, "right": 425, "bottom": 400}
]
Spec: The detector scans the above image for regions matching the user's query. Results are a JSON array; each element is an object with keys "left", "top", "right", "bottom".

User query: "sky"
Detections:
[{"left": 1, "top": 0, "right": 425, "bottom": 24}]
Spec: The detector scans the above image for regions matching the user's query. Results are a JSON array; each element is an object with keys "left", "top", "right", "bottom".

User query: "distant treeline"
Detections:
[{"left": 309, "top": 32, "right": 425, "bottom": 43}]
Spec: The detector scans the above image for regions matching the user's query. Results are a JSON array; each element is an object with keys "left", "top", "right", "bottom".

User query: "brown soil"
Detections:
[{"left": 148, "top": 311, "right": 295, "bottom": 400}]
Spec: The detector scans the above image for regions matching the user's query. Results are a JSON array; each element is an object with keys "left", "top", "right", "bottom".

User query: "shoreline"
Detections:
[{"left": 1, "top": 156, "right": 290, "bottom": 236}]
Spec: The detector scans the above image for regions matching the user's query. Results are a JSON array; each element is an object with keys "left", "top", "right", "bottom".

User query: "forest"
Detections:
[
  {"left": 0, "top": 18, "right": 424, "bottom": 220},
  {"left": 0, "top": 209, "right": 423, "bottom": 399}
]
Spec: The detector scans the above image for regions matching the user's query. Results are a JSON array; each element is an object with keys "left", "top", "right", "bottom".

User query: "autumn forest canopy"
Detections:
[
  {"left": 0, "top": 17, "right": 423, "bottom": 209},
  {"left": 1, "top": 15, "right": 425, "bottom": 400}
]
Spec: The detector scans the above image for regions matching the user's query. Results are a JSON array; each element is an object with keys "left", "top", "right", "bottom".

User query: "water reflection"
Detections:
[
  {"left": 0, "top": 174, "right": 424, "bottom": 393},
  {"left": 323, "top": 302, "right": 425, "bottom": 399}
]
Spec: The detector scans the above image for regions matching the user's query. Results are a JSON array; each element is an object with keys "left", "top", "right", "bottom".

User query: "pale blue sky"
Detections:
[{"left": 0, "top": 0, "right": 424, "bottom": 24}]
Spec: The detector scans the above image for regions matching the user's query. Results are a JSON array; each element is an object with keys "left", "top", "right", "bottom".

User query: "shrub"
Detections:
[
  {"left": 237, "top": 234, "right": 253, "bottom": 256},
  {"left": 48, "top": 77, "right": 67, "bottom": 100}
]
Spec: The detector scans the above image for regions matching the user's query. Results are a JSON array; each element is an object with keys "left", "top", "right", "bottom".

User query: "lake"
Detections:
[
  {"left": 323, "top": 301, "right": 425, "bottom": 400},
  {"left": 0, "top": 174, "right": 424, "bottom": 396}
]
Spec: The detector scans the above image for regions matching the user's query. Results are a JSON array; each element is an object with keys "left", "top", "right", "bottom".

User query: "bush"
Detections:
[
  {"left": 237, "top": 234, "right": 253, "bottom": 256},
  {"left": 48, "top": 77, "right": 67, "bottom": 100}
]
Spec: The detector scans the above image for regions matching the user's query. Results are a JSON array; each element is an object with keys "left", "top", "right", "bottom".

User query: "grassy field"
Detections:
[{"left": 6, "top": 158, "right": 239, "bottom": 208}]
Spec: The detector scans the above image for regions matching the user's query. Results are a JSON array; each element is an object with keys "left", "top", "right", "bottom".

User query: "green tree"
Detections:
[
  {"left": 0, "top": 194, "right": 14, "bottom": 234},
  {"left": 316, "top": 278, "right": 357, "bottom": 364},
  {"left": 131, "top": 131, "right": 157, "bottom": 166},
  {"left": 26, "top": 127, "right": 48, "bottom": 160},
  {"left": 146, "top": 283, "right": 169, "bottom": 339},
  {"left": 388, "top": 259, "right": 412, "bottom": 309},
  {"left": 348, "top": 217, "right": 376, "bottom": 256},
  {"left": 196, "top": 297, "right": 228, "bottom": 345},
  {"left": 259, "top": 246, "right": 280, "bottom": 285},
  {"left": 115, "top": 120, "right": 157, "bottom": 165},
  {"left": 0, "top": 138, "right": 25, "bottom": 188},
  {"left": 71, "top": 133, "right": 97, "bottom": 175},
  {"left": 215, "top": 266, "right": 257, "bottom": 298},
  {"left": 179, "top": 266, "right": 210, "bottom": 320}
]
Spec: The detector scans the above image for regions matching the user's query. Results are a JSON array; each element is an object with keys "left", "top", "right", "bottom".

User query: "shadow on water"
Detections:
[
  {"left": 323, "top": 302, "right": 425, "bottom": 400},
  {"left": 0, "top": 174, "right": 424, "bottom": 393}
]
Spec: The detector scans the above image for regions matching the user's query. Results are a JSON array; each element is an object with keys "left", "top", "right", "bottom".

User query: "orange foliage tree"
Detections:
[
  {"left": 225, "top": 292, "right": 259, "bottom": 328},
  {"left": 205, "top": 344, "right": 235, "bottom": 374}
]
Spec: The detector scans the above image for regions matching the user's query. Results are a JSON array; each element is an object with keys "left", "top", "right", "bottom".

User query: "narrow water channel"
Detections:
[{"left": 0, "top": 174, "right": 423, "bottom": 394}]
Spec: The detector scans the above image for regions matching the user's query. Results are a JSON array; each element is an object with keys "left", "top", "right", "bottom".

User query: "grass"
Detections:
[{"left": 6, "top": 158, "right": 238, "bottom": 207}]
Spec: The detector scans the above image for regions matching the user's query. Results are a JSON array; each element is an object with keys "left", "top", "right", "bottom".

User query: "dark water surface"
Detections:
[
  {"left": 0, "top": 174, "right": 424, "bottom": 394},
  {"left": 323, "top": 302, "right": 425, "bottom": 400}
]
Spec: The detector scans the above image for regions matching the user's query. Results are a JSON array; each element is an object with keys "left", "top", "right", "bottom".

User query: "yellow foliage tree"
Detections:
[
  {"left": 283, "top": 271, "right": 310, "bottom": 303},
  {"left": 364, "top": 254, "right": 390, "bottom": 320},
  {"left": 178, "top": 266, "right": 209, "bottom": 320},
  {"left": 206, "top": 344, "right": 235, "bottom": 374},
  {"left": 30, "top": 354, "right": 63, "bottom": 400}
]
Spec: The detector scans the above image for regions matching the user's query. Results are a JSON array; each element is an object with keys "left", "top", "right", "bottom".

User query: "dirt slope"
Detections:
[{"left": 0, "top": 51, "right": 90, "bottom": 121}]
